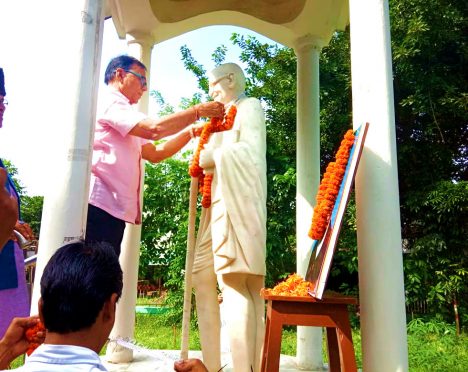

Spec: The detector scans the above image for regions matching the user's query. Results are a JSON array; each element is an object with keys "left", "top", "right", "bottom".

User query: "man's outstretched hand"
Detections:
[
  {"left": 0, "top": 316, "right": 45, "bottom": 369},
  {"left": 194, "top": 101, "right": 225, "bottom": 119}
]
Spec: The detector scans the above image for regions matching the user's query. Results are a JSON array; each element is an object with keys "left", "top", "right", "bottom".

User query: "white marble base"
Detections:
[{"left": 102, "top": 349, "right": 331, "bottom": 371}]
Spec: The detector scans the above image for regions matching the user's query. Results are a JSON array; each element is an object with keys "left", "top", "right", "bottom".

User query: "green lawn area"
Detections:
[{"left": 133, "top": 314, "right": 468, "bottom": 371}]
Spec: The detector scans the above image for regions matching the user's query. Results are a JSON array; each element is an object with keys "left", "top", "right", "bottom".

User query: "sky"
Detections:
[{"left": 0, "top": 1, "right": 278, "bottom": 196}]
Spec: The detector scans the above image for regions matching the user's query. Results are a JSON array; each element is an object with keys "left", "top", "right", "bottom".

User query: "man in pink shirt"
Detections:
[{"left": 86, "top": 55, "right": 224, "bottom": 255}]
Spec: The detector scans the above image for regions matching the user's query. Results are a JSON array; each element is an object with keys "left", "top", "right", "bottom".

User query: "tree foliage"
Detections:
[
  {"left": 140, "top": 155, "right": 191, "bottom": 281},
  {"left": 2, "top": 159, "right": 25, "bottom": 195},
  {"left": 391, "top": 0, "right": 467, "bottom": 185},
  {"left": 20, "top": 195, "right": 43, "bottom": 236},
  {"left": 388, "top": 0, "right": 468, "bottom": 322},
  {"left": 2, "top": 159, "right": 43, "bottom": 236}
]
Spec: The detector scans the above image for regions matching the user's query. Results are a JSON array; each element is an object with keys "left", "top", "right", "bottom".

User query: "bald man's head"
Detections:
[{"left": 208, "top": 63, "right": 246, "bottom": 104}]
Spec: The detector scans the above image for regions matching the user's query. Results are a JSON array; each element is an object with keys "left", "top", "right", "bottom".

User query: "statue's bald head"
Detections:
[{"left": 208, "top": 63, "right": 246, "bottom": 104}]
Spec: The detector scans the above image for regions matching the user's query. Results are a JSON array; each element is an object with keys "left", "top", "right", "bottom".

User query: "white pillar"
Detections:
[
  {"left": 294, "top": 34, "right": 324, "bottom": 371},
  {"left": 105, "top": 35, "right": 153, "bottom": 363},
  {"left": 349, "top": 1, "right": 409, "bottom": 371},
  {"left": 31, "top": 0, "right": 104, "bottom": 314}
]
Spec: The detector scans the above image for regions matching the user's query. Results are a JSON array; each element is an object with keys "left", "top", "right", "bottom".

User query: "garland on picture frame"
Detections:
[{"left": 309, "top": 129, "right": 355, "bottom": 241}]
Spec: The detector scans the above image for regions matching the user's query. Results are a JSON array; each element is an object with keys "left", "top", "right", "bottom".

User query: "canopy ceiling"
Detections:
[{"left": 105, "top": 0, "right": 349, "bottom": 48}]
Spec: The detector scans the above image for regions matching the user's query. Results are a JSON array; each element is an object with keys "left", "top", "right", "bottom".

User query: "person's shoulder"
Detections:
[
  {"left": 99, "top": 87, "right": 129, "bottom": 108},
  {"left": 242, "top": 96, "right": 261, "bottom": 104},
  {"left": 238, "top": 96, "right": 262, "bottom": 109}
]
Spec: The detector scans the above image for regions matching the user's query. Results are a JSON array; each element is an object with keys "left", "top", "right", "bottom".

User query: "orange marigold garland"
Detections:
[
  {"left": 25, "top": 320, "right": 46, "bottom": 356},
  {"left": 201, "top": 174, "right": 213, "bottom": 208},
  {"left": 309, "top": 129, "right": 355, "bottom": 240},
  {"left": 261, "top": 273, "right": 313, "bottom": 297},
  {"left": 189, "top": 105, "right": 237, "bottom": 208}
]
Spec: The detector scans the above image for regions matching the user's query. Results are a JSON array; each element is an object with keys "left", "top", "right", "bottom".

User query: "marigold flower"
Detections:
[
  {"left": 262, "top": 273, "right": 313, "bottom": 297},
  {"left": 25, "top": 321, "right": 46, "bottom": 356}
]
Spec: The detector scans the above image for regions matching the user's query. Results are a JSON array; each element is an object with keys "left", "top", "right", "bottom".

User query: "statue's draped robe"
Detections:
[{"left": 193, "top": 97, "right": 267, "bottom": 276}]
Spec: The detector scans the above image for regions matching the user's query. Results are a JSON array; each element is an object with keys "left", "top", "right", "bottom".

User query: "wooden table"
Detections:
[{"left": 261, "top": 292, "right": 358, "bottom": 372}]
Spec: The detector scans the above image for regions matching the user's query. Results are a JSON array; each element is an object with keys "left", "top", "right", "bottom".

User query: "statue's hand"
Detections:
[{"left": 199, "top": 148, "right": 215, "bottom": 169}]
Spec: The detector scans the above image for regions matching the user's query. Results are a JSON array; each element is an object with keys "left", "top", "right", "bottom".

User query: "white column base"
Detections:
[{"left": 105, "top": 342, "right": 133, "bottom": 363}]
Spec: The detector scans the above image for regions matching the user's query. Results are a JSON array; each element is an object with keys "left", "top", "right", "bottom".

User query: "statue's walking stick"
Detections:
[{"left": 180, "top": 176, "right": 199, "bottom": 359}]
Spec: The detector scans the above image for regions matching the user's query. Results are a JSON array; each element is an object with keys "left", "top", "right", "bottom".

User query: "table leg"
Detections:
[
  {"left": 335, "top": 308, "right": 357, "bottom": 372},
  {"left": 326, "top": 327, "right": 341, "bottom": 372},
  {"left": 261, "top": 307, "right": 272, "bottom": 372},
  {"left": 261, "top": 304, "right": 284, "bottom": 372}
]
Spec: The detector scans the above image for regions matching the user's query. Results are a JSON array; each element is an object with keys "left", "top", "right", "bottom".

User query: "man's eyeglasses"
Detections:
[
  {"left": 0, "top": 98, "right": 8, "bottom": 105},
  {"left": 209, "top": 73, "right": 232, "bottom": 88},
  {"left": 125, "top": 70, "right": 147, "bottom": 88}
]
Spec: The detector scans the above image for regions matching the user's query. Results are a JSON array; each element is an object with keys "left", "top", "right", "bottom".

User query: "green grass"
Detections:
[
  {"left": 134, "top": 314, "right": 201, "bottom": 350},
  {"left": 9, "top": 356, "right": 25, "bottom": 369},
  {"left": 131, "top": 315, "right": 468, "bottom": 371},
  {"left": 136, "top": 295, "right": 166, "bottom": 306},
  {"left": 406, "top": 318, "right": 468, "bottom": 372},
  {"left": 9, "top": 315, "right": 468, "bottom": 371}
]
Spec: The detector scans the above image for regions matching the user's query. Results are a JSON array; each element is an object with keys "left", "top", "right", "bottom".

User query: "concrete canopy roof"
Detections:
[{"left": 105, "top": 0, "right": 349, "bottom": 48}]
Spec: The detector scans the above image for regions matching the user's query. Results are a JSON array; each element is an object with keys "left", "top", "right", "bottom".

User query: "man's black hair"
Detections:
[
  {"left": 104, "top": 54, "right": 146, "bottom": 85},
  {"left": 40, "top": 240, "right": 123, "bottom": 333}
]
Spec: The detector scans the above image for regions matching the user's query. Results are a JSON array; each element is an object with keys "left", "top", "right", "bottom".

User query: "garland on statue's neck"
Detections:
[
  {"left": 308, "top": 129, "right": 355, "bottom": 240},
  {"left": 189, "top": 105, "right": 237, "bottom": 208}
]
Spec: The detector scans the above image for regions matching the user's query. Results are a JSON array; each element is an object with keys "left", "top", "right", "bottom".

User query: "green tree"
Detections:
[
  {"left": 141, "top": 155, "right": 191, "bottom": 283},
  {"left": 20, "top": 195, "right": 43, "bottom": 237},
  {"left": 404, "top": 181, "right": 468, "bottom": 330},
  {"left": 2, "top": 159, "right": 43, "bottom": 236},
  {"left": 142, "top": 77, "right": 209, "bottom": 323},
  {"left": 391, "top": 0, "right": 467, "bottom": 184},
  {"left": 389, "top": 0, "right": 468, "bottom": 325},
  {"left": 2, "top": 159, "right": 25, "bottom": 196},
  {"left": 140, "top": 153, "right": 194, "bottom": 324}
]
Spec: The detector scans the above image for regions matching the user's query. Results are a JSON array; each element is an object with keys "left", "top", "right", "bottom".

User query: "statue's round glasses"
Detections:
[
  {"left": 209, "top": 73, "right": 233, "bottom": 88},
  {"left": 125, "top": 70, "right": 147, "bottom": 88}
]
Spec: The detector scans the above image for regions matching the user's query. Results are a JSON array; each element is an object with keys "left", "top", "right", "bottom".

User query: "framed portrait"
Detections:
[{"left": 306, "top": 122, "right": 369, "bottom": 299}]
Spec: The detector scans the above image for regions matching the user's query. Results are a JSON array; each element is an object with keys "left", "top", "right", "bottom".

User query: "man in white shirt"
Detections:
[
  {"left": 12, "top": 240, "right": 122, "bottom": 371},
  {"left": 0, "top": 241, "right": 209, "bottom": 372}
]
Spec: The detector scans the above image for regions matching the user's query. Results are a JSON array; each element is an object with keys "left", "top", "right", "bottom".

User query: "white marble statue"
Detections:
[{"left": 192, "top": 63, "right": 267, "bottom": 372}]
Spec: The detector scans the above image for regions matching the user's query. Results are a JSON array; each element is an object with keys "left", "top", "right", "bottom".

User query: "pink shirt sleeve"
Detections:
[{"left": 100, "top": 98, "right": 148, "bottom": 137}]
